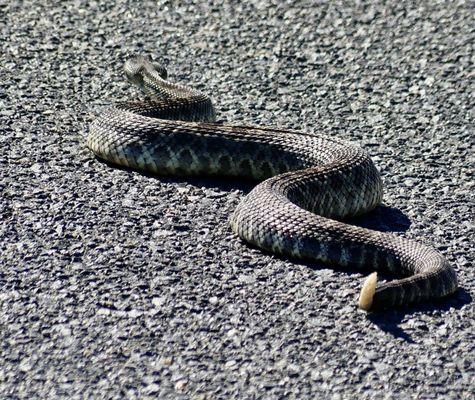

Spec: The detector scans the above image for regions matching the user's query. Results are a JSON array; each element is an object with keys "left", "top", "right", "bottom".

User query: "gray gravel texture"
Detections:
[{"left": 1, "top": 0, "right": 474, "bottom": 398}]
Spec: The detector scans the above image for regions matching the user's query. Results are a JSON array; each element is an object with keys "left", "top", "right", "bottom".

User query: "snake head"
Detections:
[
  {"left": 124, "top": 56, "right": 168, "bottom": 88},
  {"left": 124, "top": 56, "right": 149, "bottom": 86}
]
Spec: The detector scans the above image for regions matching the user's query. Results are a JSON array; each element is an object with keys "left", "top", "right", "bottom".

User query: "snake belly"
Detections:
[{"left": 87, "top": 56, "right": 458, "bottom": 311}]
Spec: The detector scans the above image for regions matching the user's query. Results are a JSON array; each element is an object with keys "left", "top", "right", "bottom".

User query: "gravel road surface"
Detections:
[{"left": 1, "top": 1, "right": 474, "bottom": 398}]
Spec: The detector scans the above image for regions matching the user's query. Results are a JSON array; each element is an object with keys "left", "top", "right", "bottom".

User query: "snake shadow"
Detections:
[
  {"left": 366, "top": 288, "right": 472, "bottom": 343},
  {"left": 93, "top": 156, "right": 257, "bottom": 192},
  {"left": 93, "top": 156, "right": 471, "bottom": 341}
]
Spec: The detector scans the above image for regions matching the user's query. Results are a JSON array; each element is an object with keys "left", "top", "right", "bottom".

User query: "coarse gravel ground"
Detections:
[{"left": 1, "top": 1, "right": 474, "bottom": 398}]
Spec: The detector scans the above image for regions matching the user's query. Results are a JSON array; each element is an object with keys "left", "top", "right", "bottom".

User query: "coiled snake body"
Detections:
[{"left": 87, "top": 56, "right": 457, "bottom": 311}]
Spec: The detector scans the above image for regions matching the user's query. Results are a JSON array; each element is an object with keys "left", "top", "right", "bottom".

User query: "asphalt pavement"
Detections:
[{"left": 1, "top": 1, "right": 474, "bottom": 398}]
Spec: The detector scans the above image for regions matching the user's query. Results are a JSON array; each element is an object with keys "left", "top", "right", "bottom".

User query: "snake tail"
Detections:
[{"left": 359, "top": 272, "right": 378, "bottom": 310}]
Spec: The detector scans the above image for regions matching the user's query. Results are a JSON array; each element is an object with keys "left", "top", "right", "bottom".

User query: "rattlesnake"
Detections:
[{"left": 87, "top": 56, "right": 457, "bottom": 311}]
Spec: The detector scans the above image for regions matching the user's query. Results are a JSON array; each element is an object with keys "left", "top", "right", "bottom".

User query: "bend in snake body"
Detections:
[{"left": 87, "top": 56, "right": 458, "bottom": 311}]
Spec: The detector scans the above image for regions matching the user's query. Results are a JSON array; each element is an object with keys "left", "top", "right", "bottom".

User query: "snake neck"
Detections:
[{"left": 125, "top": 55, "right": 207, "bottom": 102}]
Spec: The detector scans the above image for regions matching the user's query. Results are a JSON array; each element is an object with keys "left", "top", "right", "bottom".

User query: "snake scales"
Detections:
[{"left": 87, "top": 56, "right": 457, "bottom": 311}]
